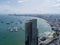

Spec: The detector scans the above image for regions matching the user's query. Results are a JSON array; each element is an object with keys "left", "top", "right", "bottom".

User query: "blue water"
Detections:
[
  {"left": 0, "top": 15, "right": 52, "bottom": 45},
  {"left": 0, "top": 15, "right": 25, "bottom": 45}
]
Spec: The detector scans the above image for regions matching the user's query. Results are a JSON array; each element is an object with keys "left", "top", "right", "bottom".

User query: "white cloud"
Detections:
[
  {"left": 0, "top": 0, "right": 60, "bottom": 14},
  {"left": 57, "top": 0, "right": 60, "bottom": 1},
  {"left": 7, "top": 1, "right": 11, "bottom": 3},
  {"left": 17, "top": 0, "right": 24, "bottom": 3},
  {"left": 54, "top": 4, "right": 60, "bottom": 7}
]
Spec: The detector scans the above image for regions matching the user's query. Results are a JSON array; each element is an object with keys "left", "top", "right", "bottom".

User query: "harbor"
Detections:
[{"left": 0, "top": 15, "right": 60, "bottom": 45}]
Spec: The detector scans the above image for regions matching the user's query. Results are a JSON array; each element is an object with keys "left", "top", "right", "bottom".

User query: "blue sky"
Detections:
[{"left": 0, "top": 0, "right": 60, "bottom": 14}]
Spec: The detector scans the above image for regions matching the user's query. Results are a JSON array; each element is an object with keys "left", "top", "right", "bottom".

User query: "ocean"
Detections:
[{"left": 0, "top": 15, "right": 52, "bottom": 45}]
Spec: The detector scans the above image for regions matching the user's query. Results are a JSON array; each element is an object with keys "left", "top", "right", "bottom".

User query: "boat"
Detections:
[
  {"left": 10, "top": 21, "right": 14, "bottom": 23},
  {"left": 6, "top": 23, "right": 10, "bottom": 25},
  {"left": 18, "top": 20, "right": 22, "bottom": 24},
  {"left": 20, "top": 21, "right": 23, "bottom": 24},
  {"left": 10, "top": 28, "right": 13, "bottom": 32},
  {"left": 1, "top": 21, "right": 4, "bottom": 23},
  {"left": 13, "top": 27, "right": 18, "bottom": 32},
  {"left": 8, "top": 27, "right": 13, "bottom": 32}
]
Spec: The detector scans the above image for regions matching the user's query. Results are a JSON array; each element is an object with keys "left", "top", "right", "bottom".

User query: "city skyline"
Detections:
[{"left": 0, "top": 0, "right": 60, "bottom": 14}]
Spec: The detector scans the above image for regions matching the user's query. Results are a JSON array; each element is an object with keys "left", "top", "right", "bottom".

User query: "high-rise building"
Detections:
[{"left": 25, "top": 19, "right": 38, "bottom": 45}]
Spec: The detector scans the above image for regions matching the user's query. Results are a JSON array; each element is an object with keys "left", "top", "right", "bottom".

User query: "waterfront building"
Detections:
[{"left": 25, "top": 19, "right": 38, "bottom": 45}]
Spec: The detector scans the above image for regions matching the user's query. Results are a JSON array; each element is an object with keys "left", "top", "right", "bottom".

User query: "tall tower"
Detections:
[{"left": 25, "top": 19, "right": 38, "bottom": 45}]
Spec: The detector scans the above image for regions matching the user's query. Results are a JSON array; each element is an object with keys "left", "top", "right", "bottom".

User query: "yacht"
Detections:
[
  {"left": 10, "top": 28, "right": 13, "bottom": 32},
  {"left": 8, "top": 27, "right": 13, "bottom": 32},
  {"left": 13, "top": 27, "right": 18, "bottom": 32}
]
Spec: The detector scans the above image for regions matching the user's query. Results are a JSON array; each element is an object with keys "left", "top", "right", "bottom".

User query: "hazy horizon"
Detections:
[{"left": 0, "top": 0, "right": 60, "bottom": 14}]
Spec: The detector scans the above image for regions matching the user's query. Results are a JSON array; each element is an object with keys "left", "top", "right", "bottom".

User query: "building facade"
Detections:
[{"left": 25, "top": 19, "right": 38, "bottom": 45}]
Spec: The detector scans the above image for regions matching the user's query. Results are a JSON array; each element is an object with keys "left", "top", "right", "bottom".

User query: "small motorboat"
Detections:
[
  {"left": 6, "top": 23, "right": 10, "bottom": 25},
  {"left": 10, "top": 21, "right": 14, "bottom": 23},
  {"left": 1, "top": 21, "right": 4, "bottom": 23},
  {"left": 18, "top": 20, "right": 23, "bottom": 24},
  {"left": 20, "top": 21, "right": 23, "bottom": 24}
]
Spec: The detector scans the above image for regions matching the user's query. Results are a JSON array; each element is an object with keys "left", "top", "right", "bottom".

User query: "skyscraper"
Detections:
[{"left": 25, "top": 19, "right": 38, "bottom": 45}]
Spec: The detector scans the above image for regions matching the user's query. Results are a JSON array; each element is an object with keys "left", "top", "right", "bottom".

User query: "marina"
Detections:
[
  {"left": 0, "top": 0, "right": 60, "bottom": 45},
  {"left": 0, "top": 15, "right": 60, "bottom": 45}
]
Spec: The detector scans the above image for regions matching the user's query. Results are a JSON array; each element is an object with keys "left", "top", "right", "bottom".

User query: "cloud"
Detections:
[
  {"left": 0, "top": 4, "right": 16, "bottom": 13},
  {"left": 7, "top": 1, "right": 11, "bottom": 3},
  {"left": 17, "top": 0, "right": 24, "bottom": 3},
  {"left": 0, "top": 0, "right": 60, "bottom": 14},
  {"left": 54, "top": 4, "right": 60, "bottom": 7}
]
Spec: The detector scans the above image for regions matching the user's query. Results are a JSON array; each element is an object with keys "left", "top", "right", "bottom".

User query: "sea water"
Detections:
[
  {"left": 0, "top": 15, "right": 25, "bottom": 45},
  {"left": 0, "top": 15, "right": 52, "bottom": 45}
]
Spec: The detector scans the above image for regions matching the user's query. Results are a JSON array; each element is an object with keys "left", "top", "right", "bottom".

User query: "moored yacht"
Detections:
[
  {"left": 10, "top": 28, "right": 13, "bottom": 32},
  {"left": 13, "top": 27, "right": 18, "bottom": 32},
  {"left": 8, "top": 26, "right": 18, "bottom": 32}
]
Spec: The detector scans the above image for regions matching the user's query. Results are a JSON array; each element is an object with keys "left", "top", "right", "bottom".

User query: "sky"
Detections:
[{"left": 0, "top": 0, "right": 60, "bottom": 14}]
